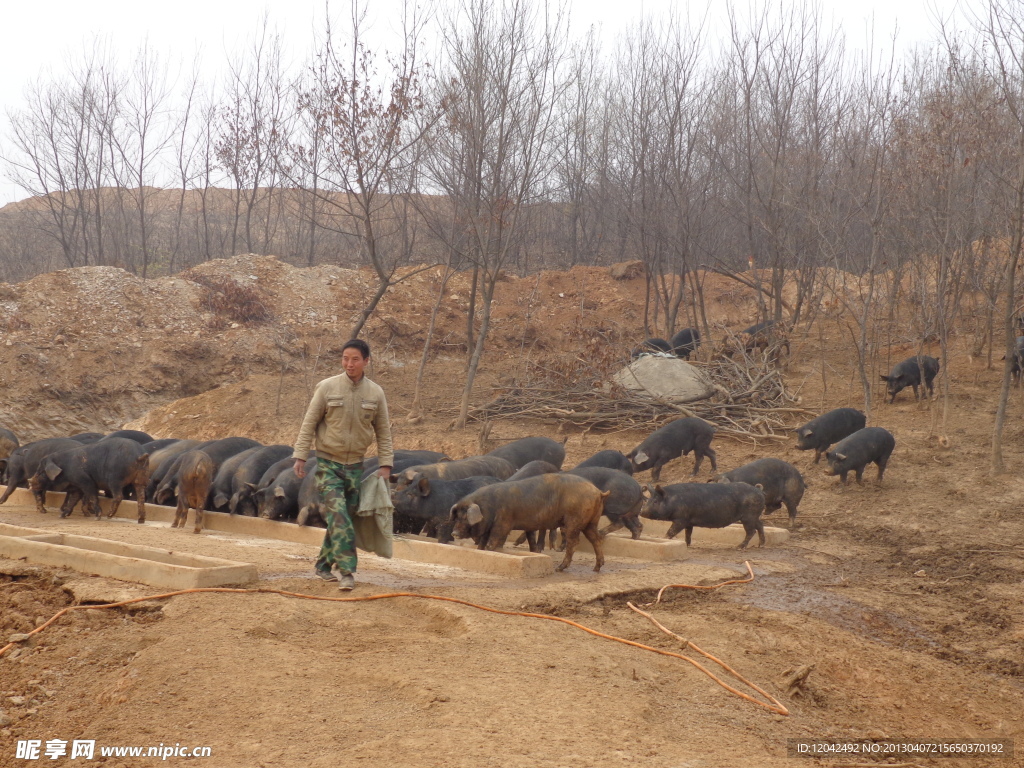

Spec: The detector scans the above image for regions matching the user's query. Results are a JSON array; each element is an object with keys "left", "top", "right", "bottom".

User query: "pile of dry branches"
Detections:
[{"left": 461, "top": 350, "right": 814, "bottom": 442}]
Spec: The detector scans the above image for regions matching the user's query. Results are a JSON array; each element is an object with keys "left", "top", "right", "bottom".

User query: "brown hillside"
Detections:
[{"left": 0, "top": 254, "right": 757, "bottom": 440}]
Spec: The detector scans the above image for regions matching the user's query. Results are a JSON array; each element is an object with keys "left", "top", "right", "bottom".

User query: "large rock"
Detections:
[{"left": 611, "top": 355, "right": 714, "bottom": 404}]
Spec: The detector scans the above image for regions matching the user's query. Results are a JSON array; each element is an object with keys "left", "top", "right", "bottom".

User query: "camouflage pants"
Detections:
[{"left": 314, "top": 458, "right": 363, "bottom": 576}]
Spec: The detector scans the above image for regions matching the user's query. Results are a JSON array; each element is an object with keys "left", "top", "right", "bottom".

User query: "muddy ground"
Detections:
[{"left": 1, "top": 259, "right": 1023, "bottom": 767}]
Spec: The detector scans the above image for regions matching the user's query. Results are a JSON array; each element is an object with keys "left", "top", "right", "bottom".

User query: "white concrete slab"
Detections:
[{"left": 0, "top": 530, "right": 256, "bottom": 590}]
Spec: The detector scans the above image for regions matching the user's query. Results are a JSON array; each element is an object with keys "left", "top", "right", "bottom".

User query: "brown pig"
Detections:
[
  {"left": 171, "top": 450, "right": 215, "bottom": 534},
  {"left": 449, "top": 474, "right": 609, "bottom": 572}
]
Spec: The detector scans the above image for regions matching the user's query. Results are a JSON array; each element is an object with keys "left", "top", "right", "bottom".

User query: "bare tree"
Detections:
[
  {"left": 293, "top": 0, "right": 431, "bottom": 337},
  {"left": 422, "top": 0, "right": 570, "bottom": 428},
  {"left": 549, "top": 31, "right": 608, "bottom": 268},
  {"left": 973, "top": 0, "right": 1024, "bottom": 473},
  {"left": 716, "top": 2, "right": 844, "bottom": 328},
  {"left": 3, "top": 45, "right": 120, "bottom": 268},
  {"left": 107, "top": 44, "right": 175, "bottom": 277},
  {"left": 892, "top": 46, "right": 1000, "bottom": 438},
  {"left": 604, "top": 16, "right": 711, "bottom": 339},
  {"left": 215, "top": 19, "right": 290, "bottom": 256},
  {"left": 816, "top": 41, "right": 902, "bottom": 419}
]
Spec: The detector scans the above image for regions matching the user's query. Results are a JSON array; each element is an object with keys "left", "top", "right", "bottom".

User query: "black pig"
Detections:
[
  {"left": 741, "top": 321, "right": 790, "bottom": 355},
  {"left": 794, "top": 408, "right": 867, "bottom": 464},
  {"left": 0, "top": 438, "right": 83, "bottom": 505},
  {"left": 104, "top": 429, "right": 153, "bottom": 445},
  {"left": 28, "top": 437, "right": 150, "bottom": 523},
  {"left": 573, "top": 450, "right": 633, "bottom": 474},
  {"left": 485, "top": 437, "right": 566, "bottom": 470},
  {"left": 392, "top": 475, "right": 501, "bottom": 537},
  {"left": 670, "top": 327, "right": 701, "bottom": 359},
  {"left": 630, "top": 337, "right": 673, "bottom": 359},
  {"left": 825, "top": 427, "right": 896, "bottom": 485},
  {"left": 628, "top": 417, "right": 717, "bottom": 481},
  {"left": 391, "top": 456, "right": 516, "bottom": 493},
  {"left": 210, "top": 447, "right": 262, "bottom": 510},
  {"left": 361, "top": 450, "right": 450, "bottom": 481},
  {"left": 227, "top": 445, "right": 294, "bottom": 516},
  {"left": 507, "top": 460, "right": 561, "bottom": 481},
  {"left": 567, "top": 467, "right": 644, "bottom": 539},
  {"left": 712, "top": 458, "right": 804, "bottom": 526},
  {"left": 0, "top": 427, "right": 19, "bottom": 481},
  {"left": 880, "top": 356, "right": 939, "bottom": 403},
  {"left": 258, "top": 459, "right": 315, "bottom": 521},
  {"left": 641, "top": 482, "right": 766, "bottom": 549}
]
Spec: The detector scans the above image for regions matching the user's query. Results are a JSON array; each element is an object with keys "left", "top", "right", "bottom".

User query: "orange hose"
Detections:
[
  {"left": 0, "top": 564, "right": 787, "bottom": 716},
  {"left": 644, "top": 560, "right": 756, "bottom": 605}
]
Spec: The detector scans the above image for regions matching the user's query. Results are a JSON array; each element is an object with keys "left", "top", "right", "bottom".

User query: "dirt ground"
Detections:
[{"left": 1, "top": 258, "right": 1023, "bottom": 767}]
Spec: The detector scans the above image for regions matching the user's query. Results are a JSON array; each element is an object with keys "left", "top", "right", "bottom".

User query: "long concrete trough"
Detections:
[
  {"left": 0, "top": 486, "right": 788, "bottom": 580},
  {"left": 0, "top": 486, "right": 555, "bottom": 579},
  {"left": 0, "top": 522, "right": 256, "bottom": 590},
  {"left": 628, "top": 517, "right": 790, "bottom": 547}
]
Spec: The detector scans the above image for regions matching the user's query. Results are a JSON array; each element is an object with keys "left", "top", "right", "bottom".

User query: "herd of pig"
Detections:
[{"left": 0, "top": 358, "right": 933, "bottom": 571}]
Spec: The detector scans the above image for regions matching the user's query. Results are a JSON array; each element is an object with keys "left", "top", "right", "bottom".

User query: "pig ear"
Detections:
[
  {"left": 834, "top": 452, "right": 847, "bottom": 461},
  {"left": 274, "top": 486, "right": 286, "bottom": 498},
  {"left": 755, "top": 483, "right": 764, "bottom": 491},
  {"left": 800, "top": 429, "right": 812, "bottom": 438},
  {"left": 417, "top": 477, "right": 431, "bottom": 496},
  {"left": 214, "top": 493, "right": 229, "bottom": 508},
  {"left": 653, "top": 484, "right": 665, "bottom": 497},
  {"left": 465, "top": 503, "right": 484, "bottom": 526},
  {"left": 245, "top": 482, "right": 257, "bottom": 491},
  {"left": 879, "top": 375, "right": 889, "bottom": 381},
  {"left": 634, "top": 451, "right": 649, "bottom": 464},
  {"left": 44, "top": 460, "right": 62, "bottom": 481}
]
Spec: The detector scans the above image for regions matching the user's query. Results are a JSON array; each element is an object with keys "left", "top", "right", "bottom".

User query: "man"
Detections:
[{"left": 293, "top": 339, "right": 393, "bottom": 591}]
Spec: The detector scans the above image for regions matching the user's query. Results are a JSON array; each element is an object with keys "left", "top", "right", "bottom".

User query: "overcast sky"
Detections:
[{"left": 0, "top": 0, "right": 974, "bottom": 206}]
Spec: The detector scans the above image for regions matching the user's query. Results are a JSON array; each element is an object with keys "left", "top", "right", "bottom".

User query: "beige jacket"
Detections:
[{"left": 292, "top": 374, "right": 394, "bottom": 468}]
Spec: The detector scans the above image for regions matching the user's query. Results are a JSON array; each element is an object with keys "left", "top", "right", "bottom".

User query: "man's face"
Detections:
[{"left": 342, "top": 347, "right": 368, "bottom": 380}]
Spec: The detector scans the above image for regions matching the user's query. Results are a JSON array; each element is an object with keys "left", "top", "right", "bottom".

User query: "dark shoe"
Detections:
[
  {"left": 314, "top": 569, "right": 338, "bottom": 582},
  {"left": 338, "top": 573, "right": 355, "bottom": 591}
]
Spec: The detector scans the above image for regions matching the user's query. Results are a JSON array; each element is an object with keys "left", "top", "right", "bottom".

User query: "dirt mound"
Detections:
[{"left": 0, "top": 255, "right": 761, "bottom": 441}]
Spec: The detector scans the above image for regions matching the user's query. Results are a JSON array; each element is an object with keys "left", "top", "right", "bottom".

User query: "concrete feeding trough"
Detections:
[
  {"left": 628, "top": 517, "right": 791, "bottom": 547},
  {"left": 1, "top": 485, "right": 555, "bottom": 579},
  {"left": 395, "top": 534, "right": 554, "bottom": 578},
  {"left": 569, "top": 531, "right": 690, "bottom": 561},
  {"left": 2, "top": 484, "right": 786, "bottom": 576},
  {"left": 0, "top": 527, "right": 256, "bottom": 590}
]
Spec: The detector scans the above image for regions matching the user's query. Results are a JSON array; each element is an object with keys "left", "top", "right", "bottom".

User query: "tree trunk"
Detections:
[
  {"left": 349, "top": 277, "right": 391, "bottom": 339},
  {"left": 991, "top": 223, "right": 1023, "bottom": 472},
  {"left": 410, "top": 265, "right": 455, "bottom": 418},
  {"left": 466, "top": 264, "right": 479, "bottom": 364},
  {"left": 456, "top": 278, "right": 494, "bottom": 429}
]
